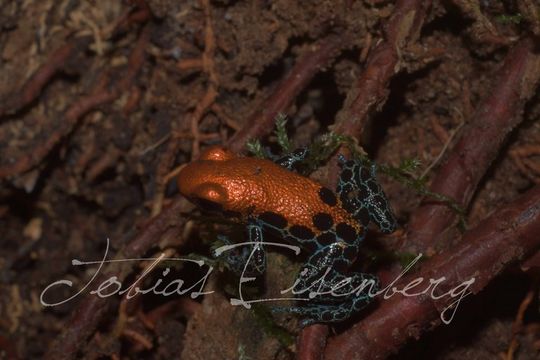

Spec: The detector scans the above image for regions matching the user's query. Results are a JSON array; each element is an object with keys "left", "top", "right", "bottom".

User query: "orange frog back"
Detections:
[{"left": 177, "top": 146, "right": 357, "bottom": 232}]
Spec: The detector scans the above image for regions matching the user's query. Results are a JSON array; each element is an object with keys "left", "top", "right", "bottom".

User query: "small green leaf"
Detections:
[
  {"left": 274, "top": 113, "right": 293, "bottom": 154},
  {"left": 496, "top": 13, "right": 523, "bottom": 24},
  {"left": 399, "top": 158, "right": 422, "bottom": 173},
  {"left": 377, "top": 161, "right": 466, "bottom": 227},
  {"left": 246, "top": 139, "right": 265, "bottom": 158}
]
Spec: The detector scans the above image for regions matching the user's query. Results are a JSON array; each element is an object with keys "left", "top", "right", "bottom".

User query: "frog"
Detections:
[{"left": 177, "top": 145, "right": 397, "bottom": 326}]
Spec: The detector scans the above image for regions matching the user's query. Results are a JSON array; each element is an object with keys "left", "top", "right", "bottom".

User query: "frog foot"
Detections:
[{"left": 271, "top": 294, "right": 374, "bottom": 326}]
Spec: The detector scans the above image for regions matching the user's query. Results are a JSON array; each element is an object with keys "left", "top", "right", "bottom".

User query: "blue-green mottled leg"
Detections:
[
  {"left": 214, "top": 220, "right": 266, "bottom": 276},
  {"left": 274, "top": 148, "right": 309, "bottom": 171},
  {"left": 337, "top": 156, "right": 397, "bottom": 233},
  {"left": 272, "top": 272, "right": 379, "bottom": 326},
  {"left": 272, "top": 238, "right": 379, "bottom": 325}
]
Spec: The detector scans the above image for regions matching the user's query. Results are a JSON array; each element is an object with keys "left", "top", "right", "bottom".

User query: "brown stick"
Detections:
[
  {"left": 44, "top": 196, "right": 190, "bottom": 360},
  {"left": 298, "top": 0, "right": 433, "bottom": 356},
  {"left": 226, "top": 34, "right": 344, "bottom": 153},
  {"left": 325, "top": 185, "right": 540, "bottom": 360},
  {"left": 405, "top": 37, "right": 540, "bottom": 253},
  {"left": 0, "top": 1, "right": 150, "bottom": 118},
  {"left": 296, "top": 324, "right": 329, "bottom": 360},
  {"left": 43, "top": 26, "right": 153, "bottom": 360},
  {"left": 332, "top": 0, "right": 432, "bottom": 139},
  {"left": 449, "top": 0, "right": 511, "bottom": 44},
  {"left": 0, "top": 79, "right": 117, "bottom": 179},
  {"left": 0, "top": 26, "right": 150, "bottom": 180},
  {"left": 0, "top": 38, "right": 90, "bottom": 116}
]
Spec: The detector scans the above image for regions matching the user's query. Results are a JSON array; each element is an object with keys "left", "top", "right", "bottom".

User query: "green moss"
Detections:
[
  {"left": 251, "top": 303, "right": 295, "bottom": 347},
  {"left": 246, "top": 138, "right": 266, "bottom": 158},
  {"left": 495, "top": 13, "right": 523, "bottom": 24},
  {"left": 274, "top": 113, "right": 293, "bottom": 154},
  {"left": 376, "top": 161, "right": 466, "bottom": 229}
]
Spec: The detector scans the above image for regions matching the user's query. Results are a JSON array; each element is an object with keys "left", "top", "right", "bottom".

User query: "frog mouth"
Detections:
[{"left": 191, "top": 197, "right": 224, "bottom": 213}]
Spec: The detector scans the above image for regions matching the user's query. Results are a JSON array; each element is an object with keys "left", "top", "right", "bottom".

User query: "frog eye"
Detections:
[
  {"left": 191, "top": 182, "right": 227, "bottom": 203},
  {"left": 189, "top": 183, "right": 228, "bottom": 212}
]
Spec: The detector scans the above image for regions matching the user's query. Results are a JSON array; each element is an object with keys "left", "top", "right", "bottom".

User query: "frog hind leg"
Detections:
[
  {"left": 214, "top": 220, "right": 266, "bottom": 276},
  {"left": 274, "top": 148, "right": 309, "bottom": 171},
  {"left": 272, "top": 226, "right": 378, "bottom": 325},
  {"left": 337, "top": 157, "right": 397, "bottom": 233},
  {"left": 272, "top": 269, "right": 379, "bottom": 326}
]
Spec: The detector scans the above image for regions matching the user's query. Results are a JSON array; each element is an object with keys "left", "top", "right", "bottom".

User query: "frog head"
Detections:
[{"left": 177, "top": 146, "right": 245, "bottom": 213}]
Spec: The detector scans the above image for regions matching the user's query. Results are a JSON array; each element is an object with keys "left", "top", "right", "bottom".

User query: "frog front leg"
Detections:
[
  {"left": 274, "top": 148, "right": 309, "bottom": 171},
  {"left": 337, "top": 158, "right": 397, "bottom": 233},
  {"left": 214, "top": 220, "right": 266, "bottom": 276}
]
